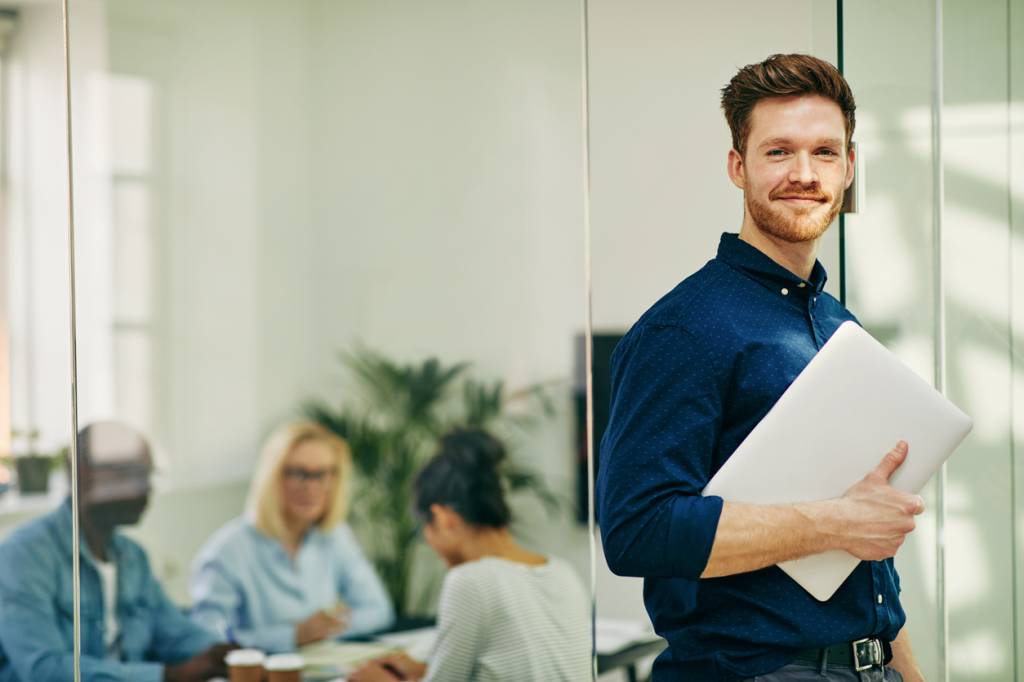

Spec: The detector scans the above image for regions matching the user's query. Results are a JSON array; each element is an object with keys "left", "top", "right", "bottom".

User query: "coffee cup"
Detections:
[
  {"left": 265, "top": 653, "right": 304, "bottom": 682},
  {"left": 225, "top": 649, "right": 265, "bottom": 682}
]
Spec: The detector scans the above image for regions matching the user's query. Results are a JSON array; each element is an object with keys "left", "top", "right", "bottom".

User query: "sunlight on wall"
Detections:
[
  {"left": 949, "top": 629, "right": 1008, "bottom": 676},
  {"left": 902, "top": 104, "right": 1024, "bottom": 192},
  {"left": 944, "top": 481, "right": 990, "bottom": 609}
]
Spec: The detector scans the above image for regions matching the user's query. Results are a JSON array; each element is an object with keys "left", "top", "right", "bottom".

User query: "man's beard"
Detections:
[{"left": 745, "top": 186, "right": 843, "bottom": 243}]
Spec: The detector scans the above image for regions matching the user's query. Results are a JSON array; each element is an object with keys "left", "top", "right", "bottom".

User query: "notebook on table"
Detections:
[{"left": 702, "top": 321, "right": 972, "bottom": 601}]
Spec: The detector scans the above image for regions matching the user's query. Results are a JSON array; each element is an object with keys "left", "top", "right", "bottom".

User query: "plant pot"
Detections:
[{"left": 16, "top": 456, "right": 51, "bottom": 494}]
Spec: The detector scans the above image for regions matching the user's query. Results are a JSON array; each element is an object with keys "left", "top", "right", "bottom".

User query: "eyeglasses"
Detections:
[{"left": 282, "top": 466, "right": 338, "bottom": 484}]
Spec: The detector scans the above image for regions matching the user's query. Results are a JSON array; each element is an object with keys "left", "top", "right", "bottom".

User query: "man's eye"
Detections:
[
  {"left": 816, "top": 148, "right": 839, "bottom": 156},
  {"left": 767, "top": 149, "right": 787, "bottom": 157}
]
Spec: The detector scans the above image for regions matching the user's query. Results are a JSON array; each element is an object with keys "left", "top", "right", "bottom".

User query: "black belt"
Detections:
[{"left": 792, "top": 637, "right": 891, "bottom": 672}]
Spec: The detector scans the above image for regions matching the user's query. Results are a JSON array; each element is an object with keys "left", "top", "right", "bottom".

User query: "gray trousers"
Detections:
[{"left": 743, "top": 662, "right": 905, "bottom": 681}]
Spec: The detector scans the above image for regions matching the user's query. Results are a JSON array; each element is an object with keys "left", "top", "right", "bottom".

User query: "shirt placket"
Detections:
[
  {"left": 869, "top": 562, "right": 889, "bottom": 630},
  {"left": 805, "top": 287, "right": 825, "bottom": 348}
]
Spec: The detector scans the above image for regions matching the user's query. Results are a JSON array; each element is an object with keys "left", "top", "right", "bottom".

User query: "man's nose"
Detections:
[{"left": 788, "top": 152, "right": 817, "bottom": 186}]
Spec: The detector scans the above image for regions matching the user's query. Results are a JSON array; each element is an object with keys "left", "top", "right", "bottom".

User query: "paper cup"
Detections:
[
  {"left": 265, "top": 653, "right": 304, "bottom": 682},
  {"left": 225, "top": 649, "right": 265, "bottom": 682}
]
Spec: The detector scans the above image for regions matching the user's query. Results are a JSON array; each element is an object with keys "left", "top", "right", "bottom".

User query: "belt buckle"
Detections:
[{"left": 851, "top": 637, "right": 883, "bottom": 672}]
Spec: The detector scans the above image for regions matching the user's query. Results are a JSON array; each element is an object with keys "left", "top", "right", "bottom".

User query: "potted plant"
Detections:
[
  {"left": 11, "top": 428, "right": 63, "bottom": 495},
  {"left": 303, "top": 348, "right": 562, "bottom": 618}
]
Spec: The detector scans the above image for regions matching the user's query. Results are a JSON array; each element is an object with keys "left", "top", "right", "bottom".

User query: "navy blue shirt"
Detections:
[{"left": 596, "top": 233, "right": 905, "bottom": 681}]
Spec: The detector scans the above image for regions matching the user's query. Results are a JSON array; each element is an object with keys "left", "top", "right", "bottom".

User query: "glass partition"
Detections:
[
  {"left": 65, "top": 1, "right": 594, "bottom": 680},
  {"left": 0, "top": 1, "right": 77, "bottom": 680},
  {"left": 842, "top": 1, "right": 943, "bottom": 678},
  {"left": 845, "top": 1, "right": 1022, "bottom": 679},
  {"left": 586, "top": 2, "right": 840, "bottom": 678}
]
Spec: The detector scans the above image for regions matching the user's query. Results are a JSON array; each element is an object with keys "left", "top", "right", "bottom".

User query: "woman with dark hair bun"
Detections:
[{"left": 350, "top": 429, "right": 590, "bottom": 682}]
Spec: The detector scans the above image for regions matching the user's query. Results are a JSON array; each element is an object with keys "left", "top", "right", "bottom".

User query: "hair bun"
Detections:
[
  {"left": 414, "top": 428, "right": 512, "bottom": 528},
  {"left": 438, "top": 429, "right": 506, "bottom": 471}
]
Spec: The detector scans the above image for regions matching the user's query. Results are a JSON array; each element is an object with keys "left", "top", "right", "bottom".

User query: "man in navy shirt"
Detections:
[{"left": 597, "top": 54, "right": 925, "bottom": 681}]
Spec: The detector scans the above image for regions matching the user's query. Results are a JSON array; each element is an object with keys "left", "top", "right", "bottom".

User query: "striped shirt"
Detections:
[{"left": 425, "top": 556, "right": 590, "bottom": 682}]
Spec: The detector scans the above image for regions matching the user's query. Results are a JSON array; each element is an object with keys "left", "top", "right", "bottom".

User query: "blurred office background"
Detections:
[{"left": 0, "top": 1, "right": 1018, "bottom": 681}]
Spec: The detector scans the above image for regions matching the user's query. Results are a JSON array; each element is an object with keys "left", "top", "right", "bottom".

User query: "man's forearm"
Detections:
[
  {"left": 888, "top": 628, "right": 924, "bottom": 682},
  {"left": 701, "top": 499, "right": 846, "bottom": 578}
]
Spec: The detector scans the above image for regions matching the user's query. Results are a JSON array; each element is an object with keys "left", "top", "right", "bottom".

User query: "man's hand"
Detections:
[
  {"left": 349, "top": 661, "right": 404, "bottom": 682},
  {"left": 837, "top": 441, "right": 925, "bottom": 561},
  {"left": 702, "top": 440, "right": 925, "bottom": 578},
  {"left": 295, "top": 607, "right": 350, "bottom": 647},
  {"left": 163, "top": 643, "right": 234, "bottom": 682}
]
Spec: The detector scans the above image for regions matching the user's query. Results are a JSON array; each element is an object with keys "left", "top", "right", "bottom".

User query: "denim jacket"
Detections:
[{"left": 0, "top": 500, "right": 219, "bottom": 682}]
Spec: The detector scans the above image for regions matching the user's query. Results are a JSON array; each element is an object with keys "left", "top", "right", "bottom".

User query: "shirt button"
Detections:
[
  {"left": 798, "top": 282, "right": 806, "bottom": 288},
  {"left": 781, "top": 288, "right": 789, "bottom": 296},
  {"left": 877, "top": 594, "right": 884, "bottom": 604}
]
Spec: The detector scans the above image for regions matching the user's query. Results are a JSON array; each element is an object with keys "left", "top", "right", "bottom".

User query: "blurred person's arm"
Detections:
[
  {"left": 349, "top": 661, "right": 403, "bottom": 682},
  {"left": 419, "top": 570, "right": 486, "bottom": 682},
  {"left": 375, "top": 653, "right": 427, "bottom": 680},
  {"left": 131, "top": 542, "right": 227, "bottom": 667},
  {"left": 333, "top": 524, "right": 395, "bottom": 637},
  {"left": 0, "top": 536, "right": 167, "bottom": 682},
  {"left": 190, "top": 557, "right": 297, "bottom": 653}
]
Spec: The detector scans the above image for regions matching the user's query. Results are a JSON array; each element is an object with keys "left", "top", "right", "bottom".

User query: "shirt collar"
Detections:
[
  {"left": 245, "top": 517, "right": 322, "bottom": 555},
  {"left": 715, "top": 232, "right": 828, "bottom": 294}
]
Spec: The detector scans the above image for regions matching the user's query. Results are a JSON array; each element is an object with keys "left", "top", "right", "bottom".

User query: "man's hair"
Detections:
[{"left": 721, "top": 53, "right": 856, "bottom": 156}]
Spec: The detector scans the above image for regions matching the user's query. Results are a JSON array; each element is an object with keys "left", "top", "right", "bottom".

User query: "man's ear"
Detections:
[
  {"left": 727, "top": 148, "right": 746, "bottom": 190},
  {"left": 844, "top": 143, "right": 856, "bottom": 190}
]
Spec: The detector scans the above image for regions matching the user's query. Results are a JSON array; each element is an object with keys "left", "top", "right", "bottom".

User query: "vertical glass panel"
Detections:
[
  {"left": 0, "top": 2, "right": 76, "bottom": 681},
  {"left": 847, "top": 1, "right": 1024, "bottom": 680},
  {"left": 842, "top": 2, "right": 942, "bottom": 679},
  {"left": 70, "top": 1, "right": 592, "bottom": 680},
  {"left": 943, "top": 1, "right": 1015, "bottom": 680},
  {"left": 588, "top": 2, "right": 839, "bottom": 678},
  {"left": 1013, "top": 0, "right": 1024, "bottom": 674}
]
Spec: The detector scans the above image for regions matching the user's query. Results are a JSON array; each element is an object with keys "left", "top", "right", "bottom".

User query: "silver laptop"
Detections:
[{"left": 702, "top": 321, "right": 972, "bottom": 601}]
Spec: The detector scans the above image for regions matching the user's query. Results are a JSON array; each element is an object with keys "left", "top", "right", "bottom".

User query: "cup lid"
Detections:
[
  {"left": 225, "top": 649, "right": 265, "bottom": 666},
  {"left": 265, "top": 654, "right": 304, "bottom": 671}
]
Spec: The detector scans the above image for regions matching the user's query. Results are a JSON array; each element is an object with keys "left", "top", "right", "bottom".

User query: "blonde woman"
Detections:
[{"left": 190, "top": 420, "right": 394, "bottom": 653}]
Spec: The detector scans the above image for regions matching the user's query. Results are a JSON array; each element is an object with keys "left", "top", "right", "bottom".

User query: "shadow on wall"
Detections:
[{"left": 848, "top": 96, "right": 1023, "bottom": 680}]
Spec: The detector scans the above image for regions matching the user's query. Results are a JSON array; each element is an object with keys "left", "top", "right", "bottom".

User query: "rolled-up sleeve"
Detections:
[{"left": 596, "top": 323, "right": 725, "bottom": 580}]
